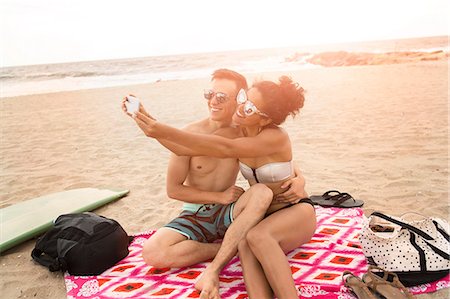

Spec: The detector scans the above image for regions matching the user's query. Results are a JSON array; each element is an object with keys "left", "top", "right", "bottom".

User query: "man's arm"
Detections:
[{"left": 166, "top": 153, "right": 243, "bottom": 205}]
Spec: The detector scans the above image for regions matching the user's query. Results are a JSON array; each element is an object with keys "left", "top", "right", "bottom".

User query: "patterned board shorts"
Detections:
[
  {"left": 163, "top": 198, "right": 315, "bottom": 243},
  {"left": 163, "top": 203, "right": 235, "bottom": 243}
]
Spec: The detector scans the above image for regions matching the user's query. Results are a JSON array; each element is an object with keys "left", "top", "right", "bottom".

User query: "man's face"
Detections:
[{"left": 206, "top": 78, "right": 238, "bottom": 123}]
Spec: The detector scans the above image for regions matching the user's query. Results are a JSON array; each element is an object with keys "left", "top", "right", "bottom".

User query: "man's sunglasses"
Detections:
[
  {"left": 203, "top": 89, "right": 229, "bottom": 103},
  {"left": 236, "top": 89, "right": 269, "bottom": 117}
]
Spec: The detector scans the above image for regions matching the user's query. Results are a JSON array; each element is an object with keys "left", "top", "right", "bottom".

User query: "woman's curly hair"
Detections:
[{"left": 252, "top": 76, "right": 305, "bottom": 125}]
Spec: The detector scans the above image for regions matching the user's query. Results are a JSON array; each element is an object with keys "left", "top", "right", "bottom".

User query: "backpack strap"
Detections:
[{"left": 31, "top": 248, "right": 66, "bottom": 272}]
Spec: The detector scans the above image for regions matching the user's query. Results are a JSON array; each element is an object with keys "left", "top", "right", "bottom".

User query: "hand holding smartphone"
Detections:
[{"left": 125, "top": 95, "right": 140, "bottom": 115}]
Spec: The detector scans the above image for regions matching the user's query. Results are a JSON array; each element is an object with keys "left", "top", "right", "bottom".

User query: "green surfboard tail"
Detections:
[{"left": 0, "top": 188, "right": 129, "bottom": 253}]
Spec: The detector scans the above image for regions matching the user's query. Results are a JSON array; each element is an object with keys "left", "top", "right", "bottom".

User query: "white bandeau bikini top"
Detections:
[{"left": 239, "top": 160, "right": 293, "bottom": 184}]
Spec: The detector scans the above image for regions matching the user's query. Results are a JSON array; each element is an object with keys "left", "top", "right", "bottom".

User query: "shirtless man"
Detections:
[
  {"left": 141, "top": 69, "right": 249, "bottom": 267},
  {"left": 125, "top": 69, "right": 307, "bottom": 297}
]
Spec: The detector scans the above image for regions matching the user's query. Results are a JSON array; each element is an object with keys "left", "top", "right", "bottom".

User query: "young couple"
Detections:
[{"left": 122, "top": 69, "right": 317, "bottom": 299}]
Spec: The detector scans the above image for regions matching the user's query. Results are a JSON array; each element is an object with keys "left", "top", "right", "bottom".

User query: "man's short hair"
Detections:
[{"left": 211, "top": 69, "right": 248, "bottom": 91}]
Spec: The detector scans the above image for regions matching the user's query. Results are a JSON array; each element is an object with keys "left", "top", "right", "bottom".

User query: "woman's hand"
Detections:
[
  {"left": 133, "top": 110, "right": 160, "bottom": 138},
  {"left": 275, "top": 174, "right": 308, "bottom": 204},
  {"left": 121, "top": 96, "right": 133, "bottom": 117},
  {"left": 122, "top": 94, "right": 150, "bottom": 117},
  {"left": 121, "top": 95, "right": 160, "bottom": 137}
]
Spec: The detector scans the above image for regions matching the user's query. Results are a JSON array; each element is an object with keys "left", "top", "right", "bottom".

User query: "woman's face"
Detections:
[{"left": 232, "top": 87, "right": 270, "bottom": 127}]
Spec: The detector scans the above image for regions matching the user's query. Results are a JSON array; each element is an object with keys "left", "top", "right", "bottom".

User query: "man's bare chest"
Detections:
[{"left": 189, "top": 156, "right": 238, "bottom": 176}]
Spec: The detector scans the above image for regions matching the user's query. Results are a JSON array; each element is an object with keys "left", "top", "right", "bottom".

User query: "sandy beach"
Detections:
[{"left": 1, "top": 59, "right": 448, "bottom": 298}]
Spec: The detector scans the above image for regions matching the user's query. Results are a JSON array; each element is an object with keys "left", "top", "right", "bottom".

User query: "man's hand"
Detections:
[
  {"left": 195, "top": 269, "right": 221, "bottom": 299},
  {"left": 275, "top": 174, "right": 308, "bottom": 204},
  {"left": 219, "top": 186, "right": 245, "bottom": 205}
]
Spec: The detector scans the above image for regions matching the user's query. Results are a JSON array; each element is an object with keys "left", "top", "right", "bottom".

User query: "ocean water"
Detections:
[{"left": 0, "top": 36, "right": 448, "bottom": 98}]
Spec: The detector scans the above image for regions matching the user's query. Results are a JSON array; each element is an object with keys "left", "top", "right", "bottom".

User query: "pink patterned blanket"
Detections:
[{"left": 65, "top": 207, "right": 449, "bottom": 298}]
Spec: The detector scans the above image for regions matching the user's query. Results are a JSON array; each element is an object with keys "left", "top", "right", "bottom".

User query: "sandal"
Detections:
[
  {"left": 310, "top": 190, "right": 364, "bottom": 208},
  {"left": 362, "top": 266, "right": 415, "bottom": 299},
  {"left": 342, "top": 271, "right": 377, "bottom": 299}
]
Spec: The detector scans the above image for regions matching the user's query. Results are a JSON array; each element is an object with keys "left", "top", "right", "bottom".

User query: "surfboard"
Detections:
[{"left": 0, "top": 187, "right": 129, "bottom": 253}]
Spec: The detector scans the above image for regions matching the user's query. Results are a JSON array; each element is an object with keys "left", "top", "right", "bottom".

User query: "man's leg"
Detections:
[
  {"left": 142, "top": 228, "right": 220, "bottom": 268},
  {"left": 195, "top": 184, "right": 273, "bottom": 298}
]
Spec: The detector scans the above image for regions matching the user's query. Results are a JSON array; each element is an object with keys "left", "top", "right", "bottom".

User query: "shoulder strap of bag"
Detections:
[
  {"left": 31, "top": 248, "right": 65, "bottom": 272},
  {"left": 422, "top": 240, "right": 450, "bottom": 260},
  {"left": 371, "top": 212, "right": 450, "bottom": 260},
  {"left": 434, "top": 220, "right": 450, "bottom": 241}
]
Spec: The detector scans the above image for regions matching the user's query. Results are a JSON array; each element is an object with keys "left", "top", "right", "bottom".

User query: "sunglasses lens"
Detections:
[
  {"left": 237, "top": 89, "right": 247, "bottom": 104},
  {"left": 216, "top": 93, "right": 227, "bottom": 103},
  {"left": 244, "top": 102, "right": 255, "bottom": 116},
  {"left": 204, "top": 90, "right": 228, "bottom": 103},
  {"left": 204, "top": 90, "right": 213, "bottom": 100}
]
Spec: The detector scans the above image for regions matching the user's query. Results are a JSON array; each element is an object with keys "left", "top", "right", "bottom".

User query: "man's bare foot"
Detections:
[{"left": 195, "top": 269, "right": 220, "bottom": 299}]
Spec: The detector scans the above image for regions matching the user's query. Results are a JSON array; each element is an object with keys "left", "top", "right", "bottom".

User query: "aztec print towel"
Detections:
[{"left": 65, "top": 207, "right": 449, "bottom": 298}]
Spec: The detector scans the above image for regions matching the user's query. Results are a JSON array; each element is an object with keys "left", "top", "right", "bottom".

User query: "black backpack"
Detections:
[{"left": 31, "top": 212, "right": 133, "bottom": 276}]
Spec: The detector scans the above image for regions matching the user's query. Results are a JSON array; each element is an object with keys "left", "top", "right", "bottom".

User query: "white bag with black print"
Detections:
[{"left": 359, "top": 211, "right": 450, "bottom": 286}]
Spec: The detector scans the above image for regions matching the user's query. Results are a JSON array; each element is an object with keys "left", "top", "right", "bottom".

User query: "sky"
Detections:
[{"left": 0, "top": 0, "right": 448, "bottom": 67}]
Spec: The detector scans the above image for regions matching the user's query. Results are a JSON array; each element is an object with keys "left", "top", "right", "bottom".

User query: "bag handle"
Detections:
[
  {"left": 371, "top": 212, "right": 434, "bottom": 240},
  {"left": 371, "top": 212, "right": 450, "bottom": 261},
  {"left": 399, "top": 212, "right": 429, "bottom": 220},
  {"left": 31, "top": 248, "right": 65, "bottom": 272}
]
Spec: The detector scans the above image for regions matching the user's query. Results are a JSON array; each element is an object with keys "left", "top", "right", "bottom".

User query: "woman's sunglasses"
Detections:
[
  {"left": 236, "top": 89, "right": 269, "bottom": 117},
  {"left": 204, "top": 89, "right": 229, "bottom": 103}
]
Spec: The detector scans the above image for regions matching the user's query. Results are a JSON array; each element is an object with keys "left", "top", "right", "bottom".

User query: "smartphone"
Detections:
[{"left": 125, "top": 95, "right": 140, "bottom": 115}]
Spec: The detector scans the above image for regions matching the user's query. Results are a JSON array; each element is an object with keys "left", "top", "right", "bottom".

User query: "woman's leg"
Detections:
[
  {"left": 246, "top": 202, "right": 316, "bottom": 298},
  {"left": 238, "top": 238, "right": 273, "bottom": 299},
  {"left": 195, "top": 183, "right": 273, "bottom": 297}
]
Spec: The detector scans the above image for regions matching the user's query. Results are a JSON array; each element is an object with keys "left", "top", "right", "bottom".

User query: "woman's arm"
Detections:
[
  {"left": 157, "top": 139, "right": 204, "bottom": 156},
  {"left": 122, "top": 98, "right": 203, "bottom": 157},
  {"left": 134, "top": 111, "right": 288, "bottom": 158}
]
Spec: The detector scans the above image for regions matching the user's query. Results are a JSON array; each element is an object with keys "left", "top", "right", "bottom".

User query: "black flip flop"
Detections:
[{"left": 310, "top": 190, "right": 364, "bottom": 208}]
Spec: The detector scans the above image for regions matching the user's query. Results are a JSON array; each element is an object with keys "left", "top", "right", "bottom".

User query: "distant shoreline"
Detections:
[
  {"left": 2, "top": 35, "right": 448, "bottom": 69},
  {"left": 1, "top": 35, "right": 448, "bottom": 98},
  {"left": 287, "top": 50, "right": 449, "bottom": 67}
]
